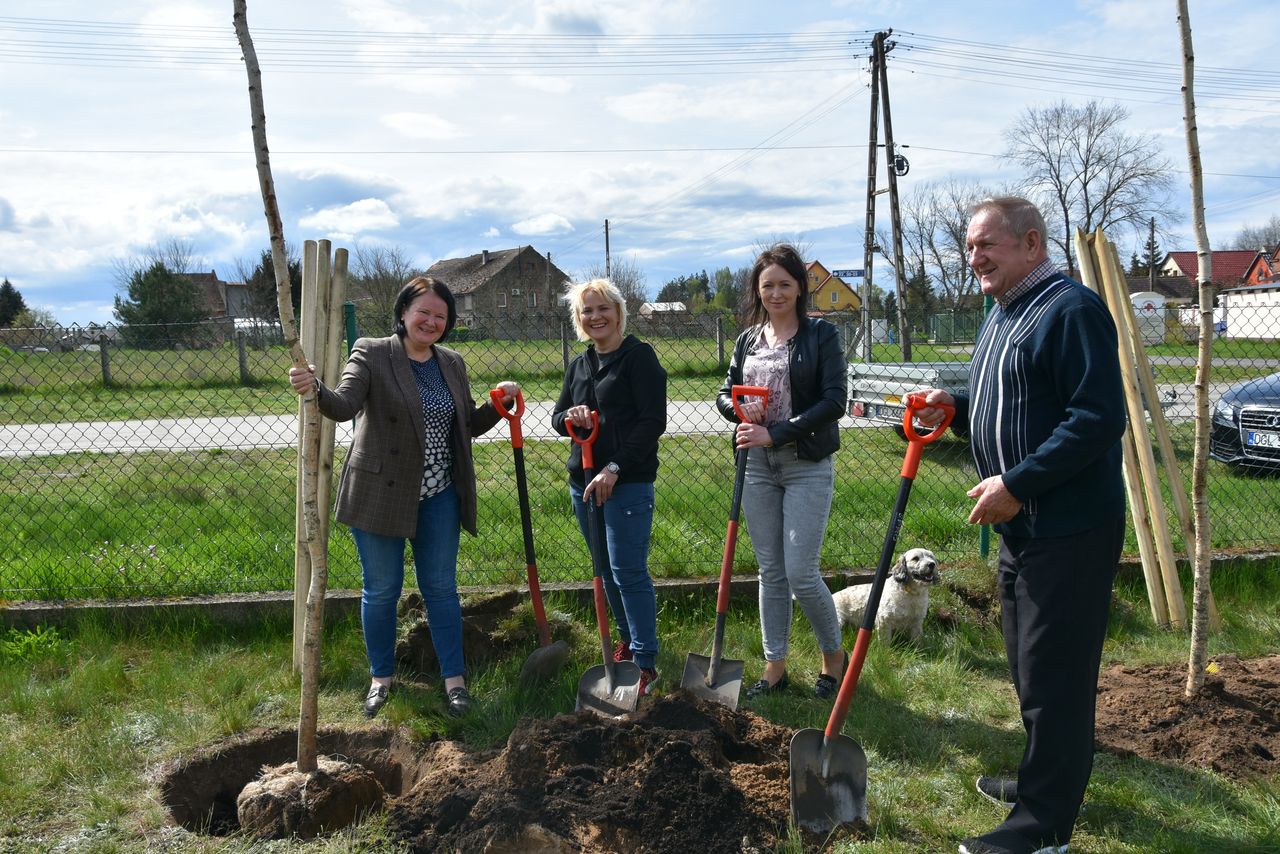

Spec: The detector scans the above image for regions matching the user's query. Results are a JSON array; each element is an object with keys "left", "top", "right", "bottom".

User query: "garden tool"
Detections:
[
  {"left": 680, "top": 384, "right": 770, "bottom": 710},
  {"left": 790, "top": 392, "right": 954, "bottom": 833},
  {"left": 570, "top": 410, "right": 641, "bottom": 716},
  {"left": 490, "top": 388, "right": 571, "bottom": 684}
]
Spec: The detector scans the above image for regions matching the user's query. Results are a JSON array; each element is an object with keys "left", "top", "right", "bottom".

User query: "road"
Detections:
[{"left": 0, "top": 379, "right": 1259, "bottom": 458}]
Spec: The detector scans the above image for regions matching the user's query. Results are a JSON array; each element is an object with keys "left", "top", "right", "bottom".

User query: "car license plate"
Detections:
[
  {"left": 1246, "top": 430, "right": 1280, "bottom": 449},
  {"left": 870, "top": 403, "right": 905, "bottom": 421}
]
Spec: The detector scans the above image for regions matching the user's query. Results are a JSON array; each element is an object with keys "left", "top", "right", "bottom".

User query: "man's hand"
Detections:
[
  {"left": 914, "top": 388, "right": 955, "bottom": 428},
  {"left": 967, "top": 475, "right": 1023, "bottom": 525}
]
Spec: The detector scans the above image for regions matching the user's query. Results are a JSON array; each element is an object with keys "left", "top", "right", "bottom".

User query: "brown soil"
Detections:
[
  {"left": 1094, "top": 653, "right": 1280, "bottom": 780},
  {"left": 387, "top": 690, "right": 867, "bottom": 853}
]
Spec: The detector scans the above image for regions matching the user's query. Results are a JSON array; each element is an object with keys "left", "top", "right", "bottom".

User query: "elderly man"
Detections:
[{"left": 919, "top": 197, "right": 1126, "bottom": 854}]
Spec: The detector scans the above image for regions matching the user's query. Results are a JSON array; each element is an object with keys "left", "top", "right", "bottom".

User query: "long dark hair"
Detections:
[
  {"left": 393, "top": 276, "right": 456, "bottom": 342},
  {"left": 741, "top": 243, "right": 809, "bottom": 327}
]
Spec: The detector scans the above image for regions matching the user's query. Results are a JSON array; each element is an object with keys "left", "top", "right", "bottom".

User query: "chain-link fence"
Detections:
[{"left": 2, "top": 303, "right": 1277, "bottom": 602}]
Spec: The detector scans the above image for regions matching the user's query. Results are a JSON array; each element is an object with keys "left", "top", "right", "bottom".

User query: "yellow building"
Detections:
[{"left": 806, "top": 261, "right": 862, "bottom": 313}]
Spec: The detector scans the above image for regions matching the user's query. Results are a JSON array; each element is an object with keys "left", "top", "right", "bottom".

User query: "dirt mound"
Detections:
[
  {"left": 387, "top": 691, "right": 827, "bottom": 853},
  {"left": 1095, "top": 654, "right": 1280, "bottom": 779}
]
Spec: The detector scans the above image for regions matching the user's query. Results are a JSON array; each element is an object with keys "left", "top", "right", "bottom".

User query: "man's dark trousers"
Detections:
[{"left": 996, "top": 516, "right": 1124, "bottom": 846}]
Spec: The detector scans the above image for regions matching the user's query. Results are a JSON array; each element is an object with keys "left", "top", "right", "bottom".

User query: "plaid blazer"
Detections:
[{"left": 316, "top": 334, "right": 501, "bottom": 538}]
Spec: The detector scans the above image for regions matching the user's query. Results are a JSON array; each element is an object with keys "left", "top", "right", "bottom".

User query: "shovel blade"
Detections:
[
  {"left": 518, "top": 639, "right": 571, "bottom": 685},
  {"left": 680, "top": 653, "right": 745, "bottom": 710},
  {"left": 576, "top": 661, "right": 642, "bottom": 717},
  {"left": 789, "top": 728, "right": 869, "bottom": 833}
]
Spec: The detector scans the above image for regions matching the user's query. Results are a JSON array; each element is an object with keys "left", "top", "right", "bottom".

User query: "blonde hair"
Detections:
[{"left": 564, "top": 278, "right": 628, "bottom": 342}]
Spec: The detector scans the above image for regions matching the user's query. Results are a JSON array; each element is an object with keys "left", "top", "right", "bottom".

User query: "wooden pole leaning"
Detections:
[
  {"left": 1100, "top": 240, "right": 1220, "bottom": 632},
  {"left": 1074, "top": 229, "right": 1169, "bottom": 626},
  {"left": 1094, "top": 231, "right": 1187, "bottom": 628}
]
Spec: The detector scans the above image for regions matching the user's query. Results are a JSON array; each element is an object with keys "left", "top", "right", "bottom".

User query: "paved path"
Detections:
[{"left": 6, "top": 401, "right": 862, "bottom": 458}]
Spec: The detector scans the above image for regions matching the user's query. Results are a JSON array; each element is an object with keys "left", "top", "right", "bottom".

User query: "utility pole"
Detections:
[
  {"left": 1149, "top": 216, "right": 1157, "bottom": 293},
  {"left": 877, "top": 32, "right": 912, "bottom": 361},
  {"left": 604, "top": 219, "right": 612, "bottom": 279},
  {"left": 861, "top": 30, "right": 912, "bottom": 361},
  {"left": 860, "top": 34, "right": 882, "bottom": 362}
]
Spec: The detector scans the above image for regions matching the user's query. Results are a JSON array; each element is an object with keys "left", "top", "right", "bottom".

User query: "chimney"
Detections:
[{"left": 481, "top": 250, "right": 490, "bottom": 265}]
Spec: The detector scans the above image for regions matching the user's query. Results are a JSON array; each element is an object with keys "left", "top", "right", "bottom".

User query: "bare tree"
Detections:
[
  {"left": 234, "top": 243, "right": 302, "bottom": 321},
  {"left": 350, "top": 243, "right": 420, "bottom": 327},
  {"left": 1005, "top": 100, "right": 1177, "bottom": 276},
  {"left": 1177, "top": 0, "right": 1215, "bottom": 698},
  {"left": 876, "top": 179, "right": 992, "bottom": 311},
  {"left": 1230, "top": 214, "right": 1280, "bottom": 251},
  {"left": 112, "top": 237, "right": 202, "bottom": 288},
  {"left": 579, "top": 254, "right": 647, "bottom": 315}
]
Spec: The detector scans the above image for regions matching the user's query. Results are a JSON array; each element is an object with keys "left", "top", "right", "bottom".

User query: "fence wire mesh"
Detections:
[{"left": 1, "top": 303, "right": 1277, "bottom": 602}]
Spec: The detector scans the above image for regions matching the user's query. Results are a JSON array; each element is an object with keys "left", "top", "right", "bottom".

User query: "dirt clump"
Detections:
[
  {"left": 387, "top": 690, "right": 816, "bottom": 853},
  {"left": 236, "top": 756, "right": 386, "bottom": 840},
  {"left": 1094, "top": 653, "right": 1280, "bottom": 779}
]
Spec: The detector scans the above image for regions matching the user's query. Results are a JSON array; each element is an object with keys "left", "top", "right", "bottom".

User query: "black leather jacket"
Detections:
[{"left": 716, "top": 316, "right": 846, "bottom": 461}]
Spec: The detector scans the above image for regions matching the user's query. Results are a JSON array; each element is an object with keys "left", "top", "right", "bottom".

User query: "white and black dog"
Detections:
[{"left": 832, "top": 547, "right": 939, "bottom": 644}]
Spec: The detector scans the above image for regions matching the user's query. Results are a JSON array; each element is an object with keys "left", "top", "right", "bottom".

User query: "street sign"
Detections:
[{"left": 831, "top": 269, "right": 864, "bottom": 278}]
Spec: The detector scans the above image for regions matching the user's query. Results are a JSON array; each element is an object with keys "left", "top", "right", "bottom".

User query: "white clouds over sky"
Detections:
[{"left": 0, "top": 0, "right": 1275, "bottom": 325}]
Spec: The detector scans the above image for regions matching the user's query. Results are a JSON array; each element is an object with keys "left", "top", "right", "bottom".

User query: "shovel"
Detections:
[
  {"left": 681, "top": 384, "right": 770, "bottom": 709},
  {"left": 491, "top": 389, "right": 571, "bottom": 684},
  {"left": 790, "top": 392, "right": 953, "bottom": 833},
  {"left": 570, "top": 410, "right": 642, "bottom": 716}
]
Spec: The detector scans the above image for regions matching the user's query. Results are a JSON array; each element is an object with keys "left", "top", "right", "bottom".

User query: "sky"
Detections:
[{"left": 1, "top": 0, "right": 1277, "bottom": 326}]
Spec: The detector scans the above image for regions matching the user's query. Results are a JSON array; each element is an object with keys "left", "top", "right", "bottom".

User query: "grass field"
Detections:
[
  {"left": 1, "top": 556, "right": 1276, "bottom": 852},
  {"left": 3, "top": 422, "right": 1278, "bottom": 603}
]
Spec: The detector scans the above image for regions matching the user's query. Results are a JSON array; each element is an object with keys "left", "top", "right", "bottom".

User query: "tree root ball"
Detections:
[{"left": 236, "top": 756, "right": 386, "bottom": 840}]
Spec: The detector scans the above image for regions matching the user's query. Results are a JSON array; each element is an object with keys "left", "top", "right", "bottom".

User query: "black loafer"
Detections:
[
  {"left": 363, "top": 683, "right": 390, "bottom": 719},
  {"left": 746, "top": 672, "right": 789, "bottom": 700},
  {"left": 446, "top": 686, "right": 472, "bottom": 717},
  {"left": 815, "top": 652, "right": 849, "bottom": 699}
]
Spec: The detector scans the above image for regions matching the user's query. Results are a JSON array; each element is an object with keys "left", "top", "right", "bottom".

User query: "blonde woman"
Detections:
[{"left": 551, "top": 279, "right": 667, "bottom": 695}]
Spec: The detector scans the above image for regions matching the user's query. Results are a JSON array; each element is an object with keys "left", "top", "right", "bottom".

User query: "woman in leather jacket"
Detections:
[{"left": 716, "top": 244, "right": 847, "bottom": 701}]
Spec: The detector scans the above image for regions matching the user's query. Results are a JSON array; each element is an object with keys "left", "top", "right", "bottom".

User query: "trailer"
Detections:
[{"left": 847, "top": 361, "right": 970, "bottom": 434}]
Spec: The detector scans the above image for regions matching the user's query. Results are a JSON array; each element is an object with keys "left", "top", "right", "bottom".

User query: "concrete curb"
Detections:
[{"left": 2, "top": 551, "right": 1275, "bottom": 631}]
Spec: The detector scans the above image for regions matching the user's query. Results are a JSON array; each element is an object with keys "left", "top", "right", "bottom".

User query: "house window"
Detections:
[
  {"left": 528, "top": 292, "right": 538, "bottom": 308},
  {"left": 497, "top": 292, "right": 507, "bottom": 308},
  {"left": 831, "top": 291, "right": 838, "bottom": 305},
  {"left": 461, "top": 294, "right": 473, "bottom": 311}
]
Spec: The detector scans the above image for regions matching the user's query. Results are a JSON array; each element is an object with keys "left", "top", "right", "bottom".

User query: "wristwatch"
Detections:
[{"left": 605, "top": 462, "right": 621, "bottom": 476}]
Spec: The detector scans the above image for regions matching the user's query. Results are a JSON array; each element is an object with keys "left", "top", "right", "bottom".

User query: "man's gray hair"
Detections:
[{"left": 971, "top": 196, "right": 1047, "bottom": 242}]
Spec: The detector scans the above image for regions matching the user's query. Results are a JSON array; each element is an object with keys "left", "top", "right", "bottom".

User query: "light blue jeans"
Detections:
[
  {"left": 570, "top": 480, "right": 659, "bottom": 670},
  {"left": 741, "top": 445, "right": 841, "bottom": 662},
  {"left": 351, "top": 483, "right": 464, "bottom": 680}
]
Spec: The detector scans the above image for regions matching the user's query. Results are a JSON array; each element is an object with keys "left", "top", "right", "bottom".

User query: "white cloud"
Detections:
[
  {"left": 514, "top": 75, "right": 573, "bottom": 95},
  {"left": 511, "top": 213, "right": 574, "bottom": 236},
  {"left": 483, "top": 226, "right": 500, "bottom": 238},
  {"left": 381, "top": 112, "right": 464, "bottom": 140},
  {"left": 299, "top": 199, "right": 400, "bottom": 235}
]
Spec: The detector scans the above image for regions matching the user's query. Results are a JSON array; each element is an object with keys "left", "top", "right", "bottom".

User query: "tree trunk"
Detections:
[
  {"left": 233, "top": 0, "right": 328, "bottom": 772},
  {"left": 1177, "top": 0, "right": 1214, "bottom": 698}
]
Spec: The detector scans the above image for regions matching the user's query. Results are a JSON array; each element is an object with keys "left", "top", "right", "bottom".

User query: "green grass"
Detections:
[
  {"left": 2, "top": 558, "right": 1277, "bottom": 852},
  {"left": 4, "top": 423, "right": 1279, "bottom": 601}
]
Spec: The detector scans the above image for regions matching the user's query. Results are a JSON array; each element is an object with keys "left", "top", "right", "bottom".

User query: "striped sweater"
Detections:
[{"left": 955, "top": 272, "right": 1126, "bottom": 538}]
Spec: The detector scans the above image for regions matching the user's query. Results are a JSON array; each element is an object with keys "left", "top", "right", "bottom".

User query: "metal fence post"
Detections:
[
  {"left": 343, "top": 300, "right": 357, "bottom": 354},
  {"left": 716, "top": 314, "right": 725, "bottom": 370},
  {"left": 560, "top": 320, "right": 570, "bottom": 371},
  {"left": 236, "top": 331, "right": 251, "bottom": 386},
  {"left": 98, "top": 333, "right": 112, "bottom": 387}
]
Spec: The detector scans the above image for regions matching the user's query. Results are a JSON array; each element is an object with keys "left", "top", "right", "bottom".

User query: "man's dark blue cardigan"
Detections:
[{"left": 953, "top": 272, "right": 1127, "bottom": 538}]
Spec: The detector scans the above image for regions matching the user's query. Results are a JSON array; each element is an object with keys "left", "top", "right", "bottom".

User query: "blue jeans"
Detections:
[
  {"left": 570, "top": 480, "right": 659, "bottom": 670},
  {"left": 351, "top": 483, "right": 464, "bottom": 680},
  {"left": 741, "top": 445, "right": 841, "bottom": 661}
]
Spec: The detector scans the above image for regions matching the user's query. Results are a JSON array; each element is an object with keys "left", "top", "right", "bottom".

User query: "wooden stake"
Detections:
[
  {"left": 1074, "top": 228, "right": 1169, "bottom": 625},
  {"left": 1096, "top": 234, "right": 1187, "bottom": 627}
]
